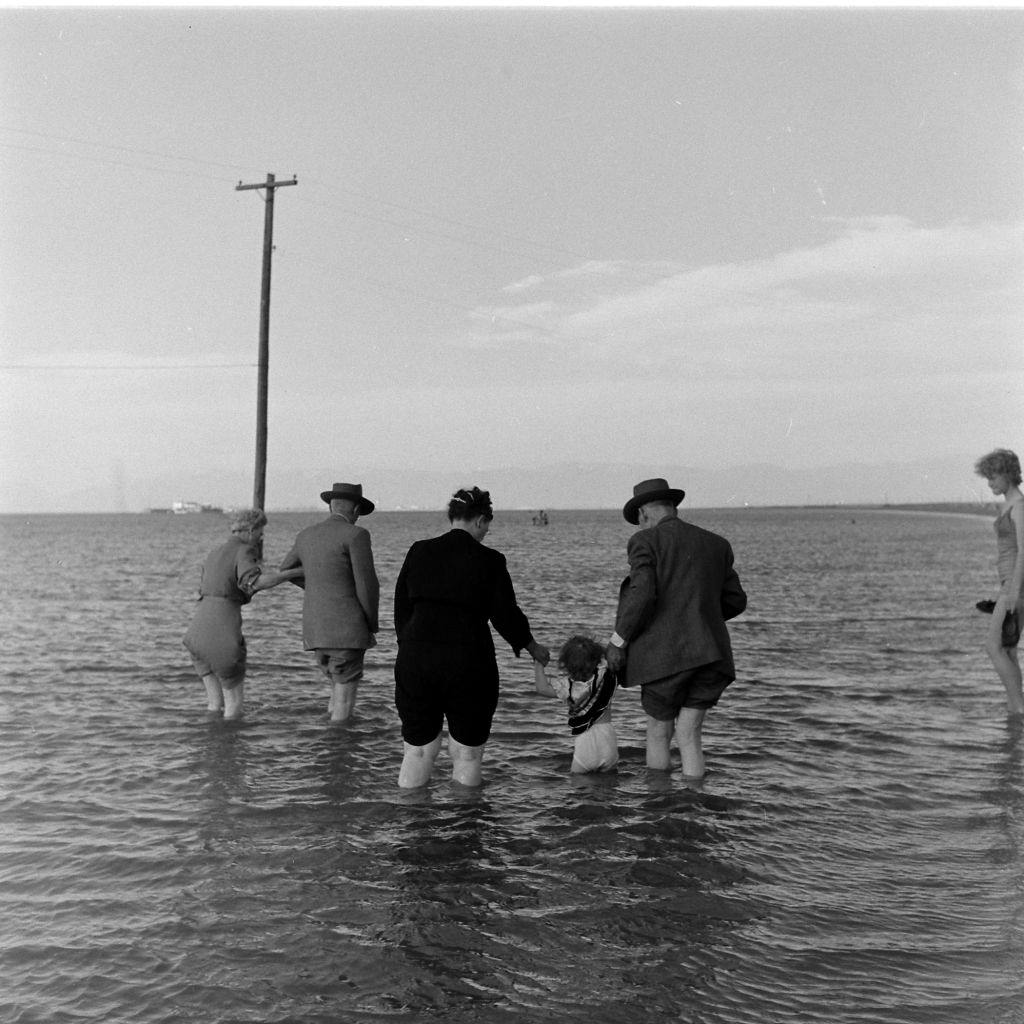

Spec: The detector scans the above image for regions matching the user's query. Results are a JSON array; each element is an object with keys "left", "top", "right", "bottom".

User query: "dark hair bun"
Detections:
[{"left": 447, "top": 486, "right": 494, "bottom": 522}]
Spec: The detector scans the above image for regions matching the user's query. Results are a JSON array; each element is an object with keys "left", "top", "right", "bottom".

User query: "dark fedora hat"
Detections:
[
  {"left": 623, "top": 477, "right": 685, "bottom": 525},
  {"left": 320, "top": 482, "right": 375, "bottom": 514}
]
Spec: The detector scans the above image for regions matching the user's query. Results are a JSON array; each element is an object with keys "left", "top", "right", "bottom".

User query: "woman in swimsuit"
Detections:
[{"left": 975, "top": 448, "right": 1024, "bottom": 715}]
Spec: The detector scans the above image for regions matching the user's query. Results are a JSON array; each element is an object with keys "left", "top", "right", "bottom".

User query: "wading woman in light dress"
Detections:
[
  {"left": 975, "top": 449, "right": 1024, "bottom": 716},
  {"left": 183, "top": 509, "right": 301, "bottom": 719}
]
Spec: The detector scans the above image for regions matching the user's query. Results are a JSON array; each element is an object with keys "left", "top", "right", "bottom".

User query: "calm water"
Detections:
[{"left": 1, "top": 508, "right": 1021, "bottom": 1024}]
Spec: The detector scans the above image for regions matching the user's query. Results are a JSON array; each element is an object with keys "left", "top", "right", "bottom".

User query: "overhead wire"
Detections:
[
  {"left": 0, "top": 363, "right": 256, "bottom": 370},
  {"left": 0, "top": 124, "right": 589, "bottom": 263},
  {"left": 264, "top": 242, "right": 565, "bottom": 340},
  {"left": 1, "top": 124, "right": 607, "bottom": 368},
  {"left": 0, "top": 124, "right": 253, "bottom": 175},
  {"left": 297, "top": 172, "right": 593, "bottom": 263},
  {"left": 0, "top": 139, "right": 241, "bottom": 185}
]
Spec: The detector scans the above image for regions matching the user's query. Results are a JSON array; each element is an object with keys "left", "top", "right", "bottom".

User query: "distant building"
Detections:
[{"left": 172, "top": 501, "right": 224, "bottom": 514}]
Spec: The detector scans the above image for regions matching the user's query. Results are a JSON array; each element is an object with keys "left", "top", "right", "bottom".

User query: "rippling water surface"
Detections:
[{"left": 1, "top": 508, "right": 1022, "bottom": 1023}]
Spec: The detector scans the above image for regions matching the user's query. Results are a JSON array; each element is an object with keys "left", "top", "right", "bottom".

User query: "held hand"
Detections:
[
  {"left": 527, "top": 640, "right": 550, "bottom": 666},
  {"left": 604, "top": 644, "right": 626, "bottom": 673}
]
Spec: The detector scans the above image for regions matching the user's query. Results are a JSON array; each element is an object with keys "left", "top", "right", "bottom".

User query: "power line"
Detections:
[
  {"left": 0, "top": 124, "right": 253, "bottom": 174},
  {"left": 258, "top": 243, "right": 566, "bottom": 340},
  {"left": 0, "top": 139, "right": 240, "bottom": 184},
  {"left": 0, "top": 124, "right": 606, "bottom": 349},
  {"left": 299, "top": 175, "right": 593, "bottom": 263},
  {"left": 290, "top": 190, "right": 573, "bottom": 269},
  {"left": 0, "top": 124, "right": 594, "bottom": 266},
  {"left": 0, "top": 363, "right": 256, "bottom": 371}
]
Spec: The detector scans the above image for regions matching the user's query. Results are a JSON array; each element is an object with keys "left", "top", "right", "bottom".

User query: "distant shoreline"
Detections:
[
  {"left": 798, "top": 502, "right": 996, "bottom": 518},
  {"left": 0, "top": 502, "right": 1000, "bottom": 517}
]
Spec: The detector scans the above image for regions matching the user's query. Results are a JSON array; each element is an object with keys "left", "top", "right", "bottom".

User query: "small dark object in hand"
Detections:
[
  {"left": 976, "top": 599, "right": 996, "bottom": 614},
  {"left": 1002, "top": 610, "right": 1021, "bottom": 648}
]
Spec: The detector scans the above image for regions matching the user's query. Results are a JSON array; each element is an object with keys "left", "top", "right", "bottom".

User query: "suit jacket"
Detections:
[
  {"left": 280, "top": 516, "right": 380, "bottom": 650},
  {"left": 394, "top": 528, "right": 534, "bottom": 656},
  {"left": 614, "top": 515, "right": 746, "bottom": 687}
]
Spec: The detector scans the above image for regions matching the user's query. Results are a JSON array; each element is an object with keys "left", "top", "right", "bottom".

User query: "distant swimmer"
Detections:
[
  {"left": 605, "top": 478, "right": 747, "bottom": 782},
  {"left": 974, "top": 449, "right": 1024, "bottom": 715},
  {"left": 183, "top": 509, "right": 302, "bottom": 720},
  {"left": 279, "top": 482, "right": 380, "bottom": 724}
]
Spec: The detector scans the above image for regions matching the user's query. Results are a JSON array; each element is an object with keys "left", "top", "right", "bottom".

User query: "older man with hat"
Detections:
[
  {"left": 605, "top": 478, "right": 747, "bottom": 780},
  {"left": 280, "top": 482, "right": 380, "bottom": 723}
]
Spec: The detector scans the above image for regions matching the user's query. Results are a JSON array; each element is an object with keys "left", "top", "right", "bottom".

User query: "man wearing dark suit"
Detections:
[
  {"left": 605, "top": 478, "right": 746, "bottom": 779},
  {"left": 280, "top": 482, "right": 380, "bottom": 723},
  {"left": 394, "top": 486, "right": 549, "bottom": 787}
]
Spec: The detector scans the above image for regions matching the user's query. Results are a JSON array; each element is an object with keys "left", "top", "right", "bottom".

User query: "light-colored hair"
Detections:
[
  {"left": 230, "top": 508, "right": 267, "bottom": 534},
  {"left": 639, "top": 498, "right": 678, "bottom": 520},
  {"left": 974, "top": 449, "right": 1022, "bottom": 485}
]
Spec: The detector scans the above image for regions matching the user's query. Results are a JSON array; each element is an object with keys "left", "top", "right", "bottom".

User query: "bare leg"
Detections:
[
  {"left": 675, "top": 707, "right": 708, "bottom": 778},
  {"left": 448, "top": 737, "right": 485, "bottom": 787},
  {"left": 1010, "top": 647, "right": 1023, "bottom": 715},
  {"left": 986, "top": 600, "right": 1024, "bottom": 715},
  {"left": 399, "top": 734, "right": 443, "bottom": 788},
  {"left": 202, "top": 673, "right": 223, "bottom": 713},
  {"left": 329, "top": 680, "right": 359, "bottom": 723},
  {"left": 645, "top": 717, "right": 674, "bottom": 770},
  {"left": 223, "top": 681, "right": 245, "bottom": 720}
]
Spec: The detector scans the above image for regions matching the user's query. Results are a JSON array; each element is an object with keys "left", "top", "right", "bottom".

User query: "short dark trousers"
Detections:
[
  {"left": 394, "top": 641, "right": 499, "bottom": 747},
  {"left": 641, "top": 660, "right": 733, "bottom": 720}
]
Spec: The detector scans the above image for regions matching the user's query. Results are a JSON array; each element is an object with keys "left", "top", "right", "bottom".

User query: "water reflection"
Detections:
[
  {"left": 5, "top": 510, "right": 1022, "bottom": 1024},
  {"left": 377, "top": 798, "right": 515, "bottom": 1016},
  {"left": 194, "top": 719, "right": 254, "bottom": 803},
  {"left": 990, "top": 714, "right": 1023, "bottom": 819}
]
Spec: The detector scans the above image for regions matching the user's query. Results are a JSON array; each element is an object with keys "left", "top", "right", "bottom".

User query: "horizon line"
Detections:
[{"left": 0, "top": 500, "right": 999, "bottom": 517}]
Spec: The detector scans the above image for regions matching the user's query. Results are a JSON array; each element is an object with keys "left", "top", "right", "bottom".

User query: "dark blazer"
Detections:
[
  {"left": 394, "top": 529, "right": 534, "bottom": 656},
  {"left": 280, "top": 516, "right": 380, "bottom": 650},
  {"left": 614, "top": 515, "right": 746, "bottom": 687}
]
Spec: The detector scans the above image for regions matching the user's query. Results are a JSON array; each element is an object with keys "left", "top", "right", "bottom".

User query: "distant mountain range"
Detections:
[{"left": 123, "top": 454, "right": 992, "bottom": 513}]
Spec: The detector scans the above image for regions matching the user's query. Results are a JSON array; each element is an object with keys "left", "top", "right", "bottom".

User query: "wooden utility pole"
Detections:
[{"left": 235, "top": 173, "right": 297, "bottom": 513}]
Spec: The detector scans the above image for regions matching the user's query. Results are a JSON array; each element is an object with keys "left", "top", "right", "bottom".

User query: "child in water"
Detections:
[{"left": 534, "top": 634, "right": 619, "bottom": 773}]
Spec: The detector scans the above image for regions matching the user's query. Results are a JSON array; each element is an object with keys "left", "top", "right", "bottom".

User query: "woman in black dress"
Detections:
[{"left": 393, "top": 487, "right": 549, "bottom": 787}]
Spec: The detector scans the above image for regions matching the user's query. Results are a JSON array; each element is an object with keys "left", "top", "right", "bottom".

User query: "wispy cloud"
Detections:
[{"left": 465, "top": 217, "right": 1024, "bottom": 384}]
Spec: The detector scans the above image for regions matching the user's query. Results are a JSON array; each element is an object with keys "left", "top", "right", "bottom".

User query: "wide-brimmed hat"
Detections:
[
  {"left": 622, "top": 477, "right": 685, "bottom": 525},
  {"left": 320, "top": 482, "right": 375, "bottom": 514}
]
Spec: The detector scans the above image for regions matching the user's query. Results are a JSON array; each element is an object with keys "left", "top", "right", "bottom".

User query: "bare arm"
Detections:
[
  {"left": 251, "top": 567, "right": 305, "bottom": 593},
  {"left": 1009, "top": 503, "right": 1024, "bottom": 612},
  {"left": 534, "top": 661, "right": 558, "bottom": 697}
]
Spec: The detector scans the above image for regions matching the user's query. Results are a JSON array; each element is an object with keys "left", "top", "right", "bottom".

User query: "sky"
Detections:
[{"left": 2, "top": 4, "right": 1022, "bottom": 512}]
